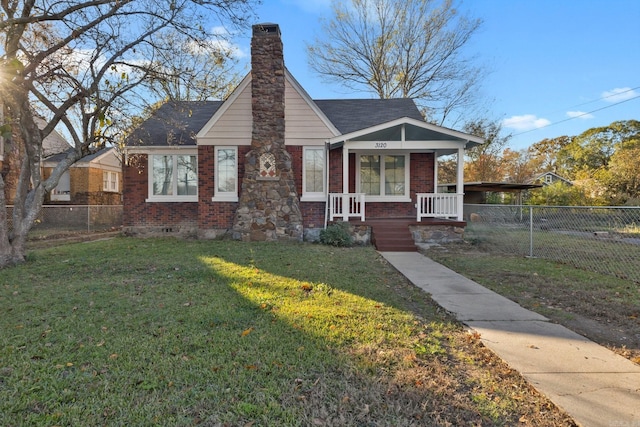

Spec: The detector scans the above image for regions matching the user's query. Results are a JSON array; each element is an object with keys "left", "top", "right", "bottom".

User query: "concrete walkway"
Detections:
[{"left": 381, "top": 251, "right": 640, "bottom": 427}]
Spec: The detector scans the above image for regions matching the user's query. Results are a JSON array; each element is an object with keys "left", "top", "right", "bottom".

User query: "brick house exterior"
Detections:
[
  {"left": 123, "top": 24, "right": 483, "bottom": 242},
  {"left": 43, "top": 147, "right": 122, "bottom": 205}
]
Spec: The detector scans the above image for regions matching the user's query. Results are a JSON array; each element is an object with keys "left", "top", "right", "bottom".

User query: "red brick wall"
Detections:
[
  {"left": 124, "top": 149, "right": 436, "bottom": 228},
  {"left": 328, "top": 149, "right": 343, "bottom": 192},
  {"left": 123, "top": 153, "right": 197, "bottom": 228},
  {"left": 327, "top": 150, "right": 435, "bottom": 219},
  {"left": 197, "top": 145, "right": 247, "bottom": 229},
  {"left": 287, "top": 145, "right": 327, "bottom": 228}
]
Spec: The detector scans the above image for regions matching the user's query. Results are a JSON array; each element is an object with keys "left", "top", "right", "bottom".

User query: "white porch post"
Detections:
[
  {"left": 433, "top": 150, "right": 439, "bottom": 194},
  {"left": 342, "top": 145, "right": 349, "bottom": 194},
  {"left": 456, "top": 146, "right": 464, "bottom": 221},
  {"left": 342, "top": 145, "right": 350, "bottom": 221}
]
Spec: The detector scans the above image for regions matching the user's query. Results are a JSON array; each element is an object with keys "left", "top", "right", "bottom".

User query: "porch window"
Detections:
[
  {"left": 148, "top": 153, "right": 197, "bottom": 202},
  {"left": 302, "top": 147, "right": 325, "bottom": 201},
  {"left": 213, "top": 146, "right": 238, "bottom": 201},
  {"left": 357, "top": 154, "right": 409, "bottom": 201},
  {"left": 103, "top": 171, "right": 119, "bottom": 192}
]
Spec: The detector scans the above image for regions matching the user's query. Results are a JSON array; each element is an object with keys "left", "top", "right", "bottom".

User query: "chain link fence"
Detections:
[
  {"left": 7, "top": 205, "right": 123, "bottom": 237},
  {"left": 463, "top": 204, "right": 640, "bottom": 284}
]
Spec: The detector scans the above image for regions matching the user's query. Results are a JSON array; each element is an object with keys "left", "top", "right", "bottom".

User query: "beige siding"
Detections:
[
  {"left": 285, "top": 80, "right": 334, "bottom": 146},
  {"left": 200, "top": 83, "right": 252, "bottom": 145},
  {"left": 199, "top": 77, "right": 335, "bottom": 146}
]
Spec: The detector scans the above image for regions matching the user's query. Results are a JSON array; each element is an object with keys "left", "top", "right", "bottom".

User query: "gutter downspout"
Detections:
[{"left": 324, "top": 141, "right": 330, "bottom": 230}]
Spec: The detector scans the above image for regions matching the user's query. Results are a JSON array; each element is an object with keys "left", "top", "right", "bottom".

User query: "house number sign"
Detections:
[{"left": 362, "top": 141, "right": 400, "bottom": 149}]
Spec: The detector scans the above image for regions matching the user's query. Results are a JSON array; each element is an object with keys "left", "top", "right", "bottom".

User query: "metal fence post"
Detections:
[{"left": 529, "top": 206, "right": 533, "bottom": 258}]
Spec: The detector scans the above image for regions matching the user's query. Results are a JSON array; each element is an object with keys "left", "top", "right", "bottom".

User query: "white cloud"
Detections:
[
  {"left": 566, "top": 111, "right": 594, "bottom": 119},
  {"left": 503, "top": 114, "right": 551, "bottom": 131},
  {"left": 601, "top": 87, "right": 638, "bottom": 103}
]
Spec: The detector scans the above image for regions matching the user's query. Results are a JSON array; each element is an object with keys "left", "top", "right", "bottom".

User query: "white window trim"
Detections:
[
  {"left": 355, "top": 151, "right": 411, "bottom": 202},
  {"left": 103, "top": 171, "right": 119, "bottom": 193},
  {"left": 146, "top": 152, "right": 198, "bottom": 202},
  {"left": 212, "top": 146, "right": 238, "bottom": 202},
  {"left": 301, "top": 146, "right": 326, "bottom": 202},
  {"left": 51, "top": 170, "right": 71, "bottom": 201}
]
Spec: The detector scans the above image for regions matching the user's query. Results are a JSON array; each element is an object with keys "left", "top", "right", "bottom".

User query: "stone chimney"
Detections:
[{"left": 231, "top": 24, "right": 303, "bottom": 241}]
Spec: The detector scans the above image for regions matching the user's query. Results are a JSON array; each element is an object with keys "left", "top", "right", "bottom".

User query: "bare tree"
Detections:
[
  {"left": 307, "top": 0, "right": 484, "bottom": 125},
  {"left": 145, "top": 29, "right": 242, "bottom": 102},
  {"left": 0, "top": 0, "right": 255, "bottom": 267}
]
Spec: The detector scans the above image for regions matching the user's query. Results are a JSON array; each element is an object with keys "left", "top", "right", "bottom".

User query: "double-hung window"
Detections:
[
  {"left": 147, "top": 153, "right": 198, "bottom": 202},
  {"left": 302, "top": 147, "right": 325, "bottom": 201},
  {"left": 103, "top": 171, "right": 119, "bottom": 192},
  {"left": 357, "top": 153, "right": 409, "bottom": 201},
  {"left": 213, "top": 146, "right": 238, "bottom": 201}
]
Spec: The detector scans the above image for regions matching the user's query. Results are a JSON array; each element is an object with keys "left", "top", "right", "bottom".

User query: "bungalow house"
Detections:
[{"left": 123, "top": 23, "right": 483, "bottom": 250}]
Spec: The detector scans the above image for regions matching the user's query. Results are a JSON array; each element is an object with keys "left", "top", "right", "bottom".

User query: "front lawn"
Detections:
[{"left": 0, "top": 238, "right": 575, "bottom": 426}]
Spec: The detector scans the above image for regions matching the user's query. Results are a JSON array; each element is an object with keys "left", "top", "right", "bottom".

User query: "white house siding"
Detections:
[{"left": 284, "top": 79, "right": 334, "bottom": 146}]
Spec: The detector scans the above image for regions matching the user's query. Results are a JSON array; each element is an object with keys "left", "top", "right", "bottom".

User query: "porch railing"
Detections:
[
  {"left": 329, "top": 193, "right": 365, "bottom": 221},
  {"left": 416, "top": 193, "right": 462, "bottom": 221}
]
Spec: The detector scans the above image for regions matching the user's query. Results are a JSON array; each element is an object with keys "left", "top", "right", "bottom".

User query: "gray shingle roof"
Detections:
[
  {"left": 125, "top": 98, "right": 423, "bottom": 146},
  {"left": 314, "top": 98, "right": 424, "bottom": 134},
  {"left": 126, "top": 101, "right": 223, "bottom": 146}
]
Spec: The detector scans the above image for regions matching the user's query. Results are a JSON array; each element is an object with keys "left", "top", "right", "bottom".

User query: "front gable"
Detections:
[
  {"left": 329, "top": 117, "right": 484, "bottom": 155},
  {"left": 197, "top": 70, "right": 338, "bottom": 146}
]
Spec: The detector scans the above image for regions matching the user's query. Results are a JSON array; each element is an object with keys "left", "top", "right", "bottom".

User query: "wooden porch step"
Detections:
[{"left": 370, "top": 220, "right": 417, "bottom": 252}]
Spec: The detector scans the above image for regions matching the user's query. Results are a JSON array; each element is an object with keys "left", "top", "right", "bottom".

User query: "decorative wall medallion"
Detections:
[{"left": 258, "top": 152, "right": 278, "bottom": 180}]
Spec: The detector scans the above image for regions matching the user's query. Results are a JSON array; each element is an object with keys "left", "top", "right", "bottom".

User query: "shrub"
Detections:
[{"left": 319, "top": 222, "right": 353, "bottom": 247}]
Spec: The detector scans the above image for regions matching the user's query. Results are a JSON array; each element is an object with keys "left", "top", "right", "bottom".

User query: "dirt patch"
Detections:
[
  {"left": 26, "top": 229, "right": 121, "bottom": 249},
  {"left": 422, "top": 243, "right": 640, "bottom": 364}
]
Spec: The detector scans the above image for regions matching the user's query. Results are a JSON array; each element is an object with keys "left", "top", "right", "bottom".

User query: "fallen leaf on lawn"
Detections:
[
  {"left": 245, "top": 364, "right": 257, "bottom": 370},
  {"left": 109, "top": 353, "right": 118, "bottom": 359},
  {"left": 519, "top": 415, "right": 528, "bottom": 423},
  {"left": 241, "top": 327, "right": 254, "bottom": 337}
]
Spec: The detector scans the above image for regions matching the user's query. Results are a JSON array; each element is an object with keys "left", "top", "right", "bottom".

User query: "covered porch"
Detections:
[{"left": 326, "top": 117, "right": 484, "bottom": 223}]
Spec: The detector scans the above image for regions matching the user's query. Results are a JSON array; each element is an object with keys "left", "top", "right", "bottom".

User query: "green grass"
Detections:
[
  {"left": 0, "top": 238, "right": 576, "bottom": 426},
  {"left": 465, "top": 224, "right": 640, "bottom": 283},
  {"left": 423, "top": 241, "right": 640, "bottom": 363}
]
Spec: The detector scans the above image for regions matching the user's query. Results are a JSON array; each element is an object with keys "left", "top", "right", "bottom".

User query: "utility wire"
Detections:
[{"left": 512, "top": 92, "right": 640, "bottom": 137}]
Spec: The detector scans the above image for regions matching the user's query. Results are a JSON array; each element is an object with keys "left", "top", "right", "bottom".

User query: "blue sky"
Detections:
[{"left": 227, "top": 0, "right": 640, "bottom": 150}]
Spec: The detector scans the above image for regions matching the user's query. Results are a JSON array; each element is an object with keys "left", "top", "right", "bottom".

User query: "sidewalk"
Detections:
[{"left": 381, "top": 251, "right": 640, "bottom": 427}]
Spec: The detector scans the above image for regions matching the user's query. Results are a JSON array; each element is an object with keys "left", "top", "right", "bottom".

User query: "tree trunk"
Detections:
[{"left": 0, "top": 174, "right": 26, "bottom": 267}]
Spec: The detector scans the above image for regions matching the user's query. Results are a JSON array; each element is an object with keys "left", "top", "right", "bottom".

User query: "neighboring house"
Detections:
[
  {"left": 123, "top": 23, "right": 483, "bottom": 245},
  {"left": 43, "top": 147, "right": 122, "bottom": 205},
  {"left": 530, "top": 172, "right": 572, "bottom": 187},
  {"left": 2, "top": 117, "right": 74, "bottom": 203}
]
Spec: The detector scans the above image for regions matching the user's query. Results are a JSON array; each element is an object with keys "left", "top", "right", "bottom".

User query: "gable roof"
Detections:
[
  {"left": 130, "top": 97, "right": 426, "bottom": 147},
  {"left": 314, "top": 98, "right": 424, "bottom": 134},
  {"left": 126, "top": 101, "right": 223, "bottom": 147},
  {"left": 529, "top": 171, "right": 573, "bottom": 186},
  {"left": 43, "top": 146, "right": 120, "bottom": 169}
]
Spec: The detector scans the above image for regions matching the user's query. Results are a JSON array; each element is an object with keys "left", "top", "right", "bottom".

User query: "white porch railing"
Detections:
[
  {"left": 329, "top": 193, "right": 365, "bottom": 221},
  {"left": 416, "top": 193, "right": 462, "bottom": 221}
]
